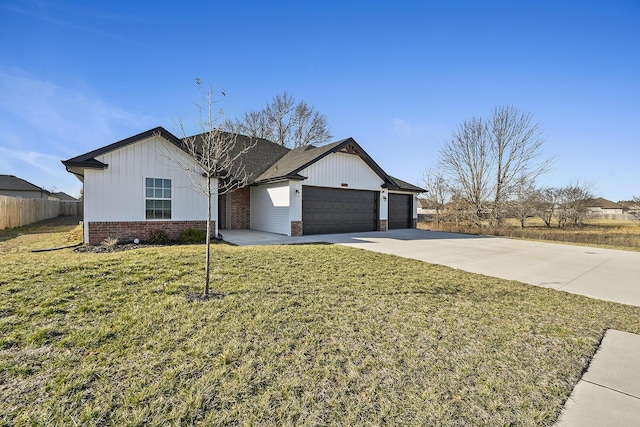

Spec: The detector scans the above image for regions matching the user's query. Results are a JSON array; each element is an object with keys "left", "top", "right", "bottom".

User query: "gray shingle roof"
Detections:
[
  {"left": 254, "top": 139, "right": 347, "bottom": 182},
  {"left": 62, "top": 126, "right": 424, "bottom": 193},
  {"left": 389, "top": 176, "right": 426, "bottom": 193},
  {"left": 0, "top": 175, "right": 45, "bottom": 192},
  {"left": 53, "top": 191, "right": 78, "bottom": 201},
  {"left": 188, "top": 132, "right": 290, "bottom": 183},
  {"left": 586, "top": 197, "right": 624, "bottom": 210}
]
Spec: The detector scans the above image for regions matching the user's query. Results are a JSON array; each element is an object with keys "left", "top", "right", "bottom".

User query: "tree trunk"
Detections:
[{"left": 204, "top": 177, "right": 212, "bottom": 296}]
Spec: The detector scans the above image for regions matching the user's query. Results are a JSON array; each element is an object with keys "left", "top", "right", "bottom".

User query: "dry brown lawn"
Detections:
[{"left": 420, "top": 218, "right": 640, "bottom": 251}]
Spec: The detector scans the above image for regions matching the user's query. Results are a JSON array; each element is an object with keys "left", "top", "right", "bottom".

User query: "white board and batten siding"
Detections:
[
  {"left": 299, "top": 152, "right": 385, "bottom": 191},
  {"left": 250, "top": 182, "right": 291, "bottom": 235},
  {"left": 84, "top": 135, "right": 214, "bottom": 228}
]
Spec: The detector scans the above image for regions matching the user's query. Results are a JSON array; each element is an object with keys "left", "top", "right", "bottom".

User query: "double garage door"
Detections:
[
  {"left": 302, "top": 187, "right": 413, "bottom": 235},
  {"left": 302, "top": 187, "right": 377, "bottom": 235}
]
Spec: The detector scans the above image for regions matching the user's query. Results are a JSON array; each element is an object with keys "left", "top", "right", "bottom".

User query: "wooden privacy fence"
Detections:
[{"left": 0, "top": 195, "right": 83, "bottom": 229}]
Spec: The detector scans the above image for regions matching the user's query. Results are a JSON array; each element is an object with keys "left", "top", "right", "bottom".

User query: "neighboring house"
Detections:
[
  {"left": 53, "top": 191, "right": 78, "bottom": 201},
  {"left": 619, "top": 200, "right": 640, "bottom": 217},
  {"left": 586, "top": 198, "right": 626, "bottom": 219},
  {"left": 417, "top": 198, "right": 429, "bottom": 215},
  {"left": 62, "top": 127, "right": 425, "bottom": 244},
  {"left": 417, "top": 198, "right": 443, "bottom": 215},
  {"left": 0, "top": 175, "right": 56, "bottom": 199}
]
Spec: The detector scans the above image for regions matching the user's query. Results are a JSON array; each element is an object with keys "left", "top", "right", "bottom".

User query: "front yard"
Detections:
[{"left": 2, "top": 219, "right": 640, "bottom": 425}]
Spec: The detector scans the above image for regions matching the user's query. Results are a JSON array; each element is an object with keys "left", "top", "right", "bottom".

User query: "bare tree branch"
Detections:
[
  {"left": 538, "top": 181, "right": 594, "bottom": 228},
  {"left": 166, "top": 79, "right": 256, "bottom": 297},
  {"left": 508, "top": 174, "right": 540, "bottom": 228},
  {"left": 490, "top": 105, "right": 553, "bottom": 225},
  {"left": 437, "top": 106, "right": 553, "bottom": 225},
  {"left": 423, "top": 167, "right": 451, "bottom": 226},
  {"left": 438, "top": 116, "right": 492, "bottom": 222},
  {"left": 233, "top": 91, "right": 332, "bottom": 148},
  {"left": 537, "top": 186, "right": 557, "bottom": 228}
]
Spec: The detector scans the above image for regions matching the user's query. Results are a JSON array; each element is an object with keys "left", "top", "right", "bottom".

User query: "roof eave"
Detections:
[
  {"left": 61, "top": 160, "right": 108, "bottom": 170},
  {"left": 61, "top": 126, "right": 181, "bottom": 166},
  {"left": 252, "top": 174, "right": 307, "bottom": 185}
]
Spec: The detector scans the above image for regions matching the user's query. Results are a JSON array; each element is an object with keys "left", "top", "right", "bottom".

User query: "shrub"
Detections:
[
  {"left": 102, "top": 237, "right": 119, "bottom": 247},
  {"left": 179, "top": 228, "right": 207, "bottom": 244},
  {"left": 148, "top": 230, "right": 169, "bottom": 245}
]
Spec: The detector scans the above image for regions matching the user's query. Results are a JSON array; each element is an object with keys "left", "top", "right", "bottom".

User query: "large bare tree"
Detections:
[
  {"left": 231, "top": 91, "right": 332, "bottom": 148},
  {"left": 438, "top": 116, "right": 492, "bottom": 222},
  {"left": 489, "top": 106, "right": 552, "bottom": 225},
  {"left": 172, "top": 79, "right": 255, "bottom": 298},
  {"left": 438, "top": 106, "right": 552, "bottom": 225}
]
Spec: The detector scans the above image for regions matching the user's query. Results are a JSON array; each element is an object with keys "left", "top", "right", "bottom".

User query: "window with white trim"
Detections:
[{"left": 145, "top": 178, "right": 172, "bottom": 219}]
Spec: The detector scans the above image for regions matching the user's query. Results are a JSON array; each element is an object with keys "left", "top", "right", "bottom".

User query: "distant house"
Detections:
[
  {"left": 619, "top": 200, "right": 640, "bottom": 217},
  {"left": 0, "top": 175, "right": 56, "bottom": 200},
  {"left": 417, "top": 198, "right": 442, "bottom": 215},
  {"left": 53, "top": 191, "right": 78, "bottom": 201},
  {"left": 417, "top": 198, "right": 429, "bottom": 215},
  {"left": 63, "top": 126, "right": 425, "bottom": 244},
  {"left": 586, "top": 198, "right": 625, "bottom": 219}
]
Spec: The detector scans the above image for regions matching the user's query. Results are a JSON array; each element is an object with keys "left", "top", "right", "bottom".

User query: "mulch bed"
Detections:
[
  {"left": 74, "top": 243, "right": 160, "bottom": 253},
  {"left": 185, "top": 292, "right": 226, "bottom": 303}
]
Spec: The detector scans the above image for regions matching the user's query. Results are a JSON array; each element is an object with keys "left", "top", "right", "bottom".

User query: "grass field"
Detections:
[
  {"left": 420, "top": 218, "right": 640, "bottom": 251},
  {"left": 2, "top": 218, "right": 640, "bottom": 425}
]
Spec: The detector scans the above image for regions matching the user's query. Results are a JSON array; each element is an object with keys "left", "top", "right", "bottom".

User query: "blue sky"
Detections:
[{"left": 1, "top": 0, "right": 638, "bottom": 201}]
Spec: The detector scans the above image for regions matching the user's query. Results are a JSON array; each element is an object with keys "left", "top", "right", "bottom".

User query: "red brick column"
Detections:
[
  {"left": 290, "top": 221, "right": 303, "bottom": 236},
  {"left": 230, "top": 187, "right": 250, "bottom": 229}
]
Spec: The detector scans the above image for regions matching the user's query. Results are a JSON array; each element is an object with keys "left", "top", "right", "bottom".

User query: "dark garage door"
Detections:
[
  {"left": 388, "top": 193, "right": 412, "bottom": 229},
  {"left": 302, "top": 186, "right": 378, "bottom": 235}
]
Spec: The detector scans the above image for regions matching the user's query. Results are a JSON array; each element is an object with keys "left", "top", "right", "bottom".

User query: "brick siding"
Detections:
[
  {"left": 87, "top": 220, "right": 209, "bottom": 245},
  {"left": 218, "top": 188, "right": 250, "bottom": 230},
  {"left": 290, "top": 221, "right": 302, "bottom": 236},
  {"left": 378, "top": 219, "right": 388, "bottom": 232},
  {"left": 229, "top": 187, "right": 250, "bottom": 229}
]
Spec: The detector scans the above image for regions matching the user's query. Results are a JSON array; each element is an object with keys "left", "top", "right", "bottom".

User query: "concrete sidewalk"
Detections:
[{"left": 555, "top": 330, "right": 640, "bottom": 426}]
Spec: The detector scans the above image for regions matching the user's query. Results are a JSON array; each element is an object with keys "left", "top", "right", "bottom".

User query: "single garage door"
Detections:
[
  {"left": 303, "top": 186, "right": 377, "bottom": 235},
  {"left": 388, "top": 193, "right": 412, "bottom": 229}
]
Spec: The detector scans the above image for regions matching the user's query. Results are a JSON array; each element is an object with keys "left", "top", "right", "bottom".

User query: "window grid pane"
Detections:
[{"left": 145, "top": 178, "right": 172, "bottom": 220}]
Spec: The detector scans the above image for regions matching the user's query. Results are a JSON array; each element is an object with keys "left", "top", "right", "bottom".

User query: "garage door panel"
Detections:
[
  {"left": 389, "top": 193, "right": 412, "bottom": 229},
  {"left": 303, "top": 186, "right": 377, "bottom": 235}
]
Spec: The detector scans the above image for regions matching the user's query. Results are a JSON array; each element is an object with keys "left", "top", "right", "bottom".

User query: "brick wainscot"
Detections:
[{"left": 87, "top": 220, "right": 209, "bottom": 245}]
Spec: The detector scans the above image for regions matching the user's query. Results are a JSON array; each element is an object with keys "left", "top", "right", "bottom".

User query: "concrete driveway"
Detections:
[{"left": 222, "top": 228, "right": 640, "bottom": 307}]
